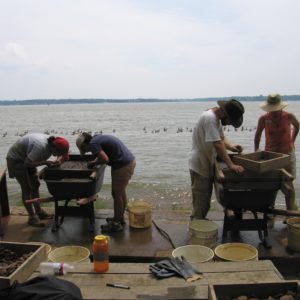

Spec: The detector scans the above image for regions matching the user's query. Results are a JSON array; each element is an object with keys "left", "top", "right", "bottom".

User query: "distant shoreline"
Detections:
[{"left": 1, "top": 96, "right": 300, "bottom": 106}]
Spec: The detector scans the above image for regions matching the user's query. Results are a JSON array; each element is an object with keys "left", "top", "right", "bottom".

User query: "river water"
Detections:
[{"left": 0, "top": 101, "right": 299, "bottom": 210}]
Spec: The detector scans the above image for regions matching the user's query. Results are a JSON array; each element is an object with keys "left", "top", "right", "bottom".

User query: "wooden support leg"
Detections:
[
  {"left": 263, "top": 213, "right": 272, "bottom": 248},
  {"left": 51, "top": 199, "right": 60, "bottom": 232},
  {"left": 88, "top": 202, "right": 95, "bottom": 233}
]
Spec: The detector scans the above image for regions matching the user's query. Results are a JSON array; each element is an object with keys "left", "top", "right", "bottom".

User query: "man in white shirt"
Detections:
[{"left": 189, "top": 99, "right": 245, "bottom": 219}]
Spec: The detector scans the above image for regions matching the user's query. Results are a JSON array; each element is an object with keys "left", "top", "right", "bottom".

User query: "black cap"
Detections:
[{"left": 217, "top": 99, "right": 244, "bottom": 128}]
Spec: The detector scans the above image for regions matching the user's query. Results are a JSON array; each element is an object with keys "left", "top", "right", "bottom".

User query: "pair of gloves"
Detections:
[{"left": 149, "top": 256, "right": 203, "bottom": 282}]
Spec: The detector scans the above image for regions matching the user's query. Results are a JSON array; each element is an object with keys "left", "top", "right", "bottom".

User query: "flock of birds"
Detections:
[{"left": 1, "top": 125, "right": 257, "bottom": 138}]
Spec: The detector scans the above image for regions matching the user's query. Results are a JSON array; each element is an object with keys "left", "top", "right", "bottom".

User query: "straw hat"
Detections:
[{"left": 259, "top": 94, "right": 288, "bottom": 112}]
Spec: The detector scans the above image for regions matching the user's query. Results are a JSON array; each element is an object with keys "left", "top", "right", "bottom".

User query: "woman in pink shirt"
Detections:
[{"left": 255, "top": 94, "right": 299, "bottom": 213}]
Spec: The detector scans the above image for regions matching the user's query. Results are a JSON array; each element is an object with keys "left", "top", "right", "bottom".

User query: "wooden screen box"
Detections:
[
  {"left": 232, "top": 151, "right": 290, "bottom": 173},
  {"left": 0, "top": 241, "right": 47, "bottom": 288},
  {"left": 209, "top": 281, "right": 300, "bottom": 300}
]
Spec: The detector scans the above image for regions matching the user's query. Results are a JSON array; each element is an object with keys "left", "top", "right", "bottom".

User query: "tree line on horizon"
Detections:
[{"left": 1, "top": 95, "right": 300, "bottom": 105}]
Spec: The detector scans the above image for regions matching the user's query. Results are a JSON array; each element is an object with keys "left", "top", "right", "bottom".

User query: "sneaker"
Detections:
[
  {"left": 105, "top": 217, "right": 126, "bottom": 226},
  {"left": 37, "top": 209, "right": 53, "bottom": 220},
  {"left": 101, "top": 221, "right": 124, "bottom": 232},
  {"left": 28, "top": 215, "right": 45, "bottom": 227}
]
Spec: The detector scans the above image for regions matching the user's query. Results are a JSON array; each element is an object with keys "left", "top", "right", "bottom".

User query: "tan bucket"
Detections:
[
  {"left": 48, "top": 246, "right": 90, "bottom": 263},
  {"left": 214, "top": 243, "right": 258, "bottom": 262},
  {"left": 287, "top": 217, "right": 300, "bottom": 252},
  {"left": 127, "top": 200, "right": 152, "bottom": 228},
  {"left": 172, "top": 245, "right": 214, "bottom": 263},
  {"left": 188, "top": 220, "right": 218, "bottom": 249}
]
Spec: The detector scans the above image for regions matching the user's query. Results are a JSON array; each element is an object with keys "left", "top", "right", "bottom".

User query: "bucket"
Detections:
[
  {"left": 172, "top": 245, "right": 214, "bottom": 263},
  {"left": 188, "top": 220, "right": 218, "bottom": 249},
  {"left": 48, "top": 246, "right": 90, "bottom": 263},
  {"left": 127, "top": 200, "right": 152, "bottom": 228},
  {"left": 287, "top": 217, "right": 300, "bottom": 252},
  {"left": 214, "top": 243, "right": 258, "bottom": 262}
]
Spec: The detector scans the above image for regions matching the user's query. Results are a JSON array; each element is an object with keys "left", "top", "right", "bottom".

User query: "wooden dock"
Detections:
[{"left": 31, "top": 260, "right": 283, "bottom": 299}]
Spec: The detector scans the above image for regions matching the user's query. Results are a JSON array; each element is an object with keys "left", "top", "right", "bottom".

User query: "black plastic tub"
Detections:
[{"left": 42, "top": 154, "right": 106, "bottom": 200}]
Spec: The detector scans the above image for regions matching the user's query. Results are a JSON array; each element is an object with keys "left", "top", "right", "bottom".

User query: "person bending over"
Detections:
[
  {"left": 76, "top": 132, "right": 136, "bottom": 232},
  {"left": 6, "top": 133, "right": 69, "bottom": 227}
]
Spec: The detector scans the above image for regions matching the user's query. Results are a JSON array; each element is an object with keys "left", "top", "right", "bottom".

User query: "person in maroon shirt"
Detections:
[{"left": 255, "top": 94, "right": 299, "bottom": 215}]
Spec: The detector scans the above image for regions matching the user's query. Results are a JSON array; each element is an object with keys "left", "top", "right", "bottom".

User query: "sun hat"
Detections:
[
  {"left": 217, "top": 99, "right": 244, "bottom": 128},
  {"left": 76, "top": 134, "right": 86, "bottom": 155},
  {"left": 259, "top": 94, "right": 288, "bottom": 112},
  {"left": 53, "top": 137, "right": 69, "bottom": 160}
]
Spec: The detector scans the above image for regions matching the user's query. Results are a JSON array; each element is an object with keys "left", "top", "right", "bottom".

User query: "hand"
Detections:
[
  {"left": 231, "top": 144, "right": 243, "bottom": 153},
  {"left": 87, "top": 162, "right": 96, "bottom": 169},
  {"left": 46, "top": 161, "right": 60, "bottom": 167},
  {"left": 229, "top": 163, "right": 244, "bottom": 173}
]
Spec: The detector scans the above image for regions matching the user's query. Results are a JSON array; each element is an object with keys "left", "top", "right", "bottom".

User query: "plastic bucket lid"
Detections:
[
  {"left": 172, "top": 245, "right": 214, "bottom": 263},
  {"left": 189, "top": 220, "right": 218, "bottom": 233},
  {"left": 48, "top": 246, "right": 90, "bottom": 263},
  {"left": 214, "top": 243, "right": 258, "bottom": 262}
]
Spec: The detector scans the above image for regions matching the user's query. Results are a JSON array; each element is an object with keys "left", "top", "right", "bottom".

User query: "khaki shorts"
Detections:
[
  {"left": 111, "top": 160, "right": 136, "bottom": 182},
  {"left": 6, "top": 158, "right": 39, "bottom": 191},
  {"left": 285, "top": 150, "right": 296, "bottom": 179},
  {"left": 190, "top": 169, "right": 213, "bottom": 219}
]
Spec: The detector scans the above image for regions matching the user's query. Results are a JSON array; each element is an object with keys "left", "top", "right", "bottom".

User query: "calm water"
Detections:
[{"left": 1, "top": 101, "right": 299, "bottom": 209}]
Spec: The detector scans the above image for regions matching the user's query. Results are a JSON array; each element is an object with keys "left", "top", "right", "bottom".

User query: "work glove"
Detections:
[
  {"left": 149, "top": 259, "right": 182, "bottom": 279},
  {"left": 170, "top": 256, "right": 203, "bottom": 282}
]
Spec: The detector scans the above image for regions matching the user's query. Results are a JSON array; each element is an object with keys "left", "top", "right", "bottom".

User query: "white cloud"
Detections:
[{"left": 0, "top": 0, "right": 300, "bottom": 99}]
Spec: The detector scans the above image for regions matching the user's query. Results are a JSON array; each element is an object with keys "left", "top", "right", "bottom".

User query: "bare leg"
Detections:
[
  {"left": 15, "top": 176, "right": 35, "bottom": 216},
  {"left": 111, "top": 178, "right": 129, "bottom": 222},
  {"left": 285, "top": 182, "right": 296, "bottom": 210}
]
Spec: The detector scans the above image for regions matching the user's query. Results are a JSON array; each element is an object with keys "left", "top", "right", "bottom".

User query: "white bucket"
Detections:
[
  {"left": 287, "top": 217, "right": 300, "bottom": 252},
  {"left": 127, "top": 200, "right": 152, "bottom": 228},
  {"left": 214, "top": 243, "right": 258, "bottom": 262},
  {"left": 48, "top": 246, "right": 90, "bottom": 263},
  {"left": 172, "top": 245, "right": 214, "bottom": 263},
  {"left": 188, "top": 220, "right": 218, "bottom": 249}
]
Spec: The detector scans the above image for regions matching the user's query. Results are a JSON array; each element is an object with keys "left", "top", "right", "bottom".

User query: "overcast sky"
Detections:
[{"left": 0, "top": 0, "right": 300, "bottom": 100}]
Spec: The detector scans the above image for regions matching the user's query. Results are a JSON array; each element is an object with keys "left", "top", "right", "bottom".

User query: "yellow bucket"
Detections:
[
  {"left": 188, "top": 220, "right": 218, "bottom": 249},
  {"left": 127, "top": 200, "right": 152, "bottom": 228},
  {"left": 172, "top": 245, "right": 214, "bottom": 263},
  {"left": 48, "top": 246, "right": 90, "bottom": 263},
  {"left": 214, "top": 243, "right": 258, "bottom": 262},
  {"left": 287, "top": 217, "right": 300, "bottom": 252}
]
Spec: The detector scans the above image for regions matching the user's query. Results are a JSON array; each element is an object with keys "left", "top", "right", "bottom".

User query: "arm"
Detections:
[
  {"left": 254, "top": 116, "right": 265, "bottom": 151},
  {"left": 289, "top": 113, "right": 299, "bottom": 144},
  {"left": 24, "top": 158, "right": 57, "bottom": 168},
  {"left": 213, "top": 140, "right": 244, "bottom": 173},
  {"left": 87, "top": 150, "right": 109, "bottom": 168},
  {"left": 223, "top": 136, "right": 243, "bottom": 153}
]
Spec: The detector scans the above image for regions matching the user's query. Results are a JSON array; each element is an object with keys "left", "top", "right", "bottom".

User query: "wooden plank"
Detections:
[
  {"left": 64, "top": 260, "right": 279, "bottom": 274},
  {"left": 0, "top": 168, "right": 10, "bottom": 217},
  {"left": 0, "top": 168, "right": 6, "bottom": 182},
  {"left": 30, "top": 261, "right": 284, "bottom": 300}
]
